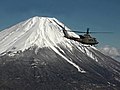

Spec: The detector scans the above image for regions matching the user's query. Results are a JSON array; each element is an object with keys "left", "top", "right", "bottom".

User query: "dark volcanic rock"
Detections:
[{"left": 0, "top": 46, "right": 120, "bottom": 90}]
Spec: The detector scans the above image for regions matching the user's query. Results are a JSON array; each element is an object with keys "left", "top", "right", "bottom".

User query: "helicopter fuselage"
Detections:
[
  {"left": 63, "top": 30, "right": 99, "bottom": 45},
  {"left": 79, "top": 34, "right": 99, "bottom": 45}
]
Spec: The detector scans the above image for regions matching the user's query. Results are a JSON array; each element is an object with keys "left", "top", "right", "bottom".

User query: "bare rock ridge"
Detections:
[{"left": 0, "top": 16, "right": 120, "bottom": 90}]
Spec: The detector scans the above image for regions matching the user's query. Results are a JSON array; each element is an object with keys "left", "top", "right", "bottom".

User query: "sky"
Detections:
[{"left": 0, "top": 0, "right": 120, "bottom": 48}]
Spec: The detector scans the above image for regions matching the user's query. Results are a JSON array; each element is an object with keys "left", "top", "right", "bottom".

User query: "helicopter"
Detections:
[
  {"left": 53, "top": 20, "right": 110, "bottom": 46},
  {"left": 63, "top": 28, "right": 99, "bottom": 46},
  {"left": 62, "top": 26, "right": 112, "bottom": 46}
]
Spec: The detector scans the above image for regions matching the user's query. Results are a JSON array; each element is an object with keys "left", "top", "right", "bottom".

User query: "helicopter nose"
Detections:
[{"left": 97, "top": 41, "right": 99, "bottom": 44}]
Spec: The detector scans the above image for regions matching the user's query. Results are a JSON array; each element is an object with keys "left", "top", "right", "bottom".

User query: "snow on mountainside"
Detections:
[
  {"left": 0, "top": 16, "right": 120, "bottom": 90},
  {"left": 0, "top": 16, "right": 97, "bottom": 73},
  {"left": 0, "top": 16, "right": 79, "bottom": 54}
]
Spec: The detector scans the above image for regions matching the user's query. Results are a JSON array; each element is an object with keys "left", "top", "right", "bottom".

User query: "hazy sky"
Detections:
[{"left": 0, "top": 0, "right": 120, "bottom": 48}]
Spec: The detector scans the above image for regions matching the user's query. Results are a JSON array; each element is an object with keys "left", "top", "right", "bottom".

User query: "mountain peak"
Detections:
[
  {"left": 0, "top": 16, "right": 98, "bottom": 73},
  {"left": 0, "top": 16, "right": 78, "bottom": 55},
  {"left": 28, "top": 16, "right": 54, "bottom": 23},
  {"left": 32, "top": 16, "right": 54, "bottom": 19}
]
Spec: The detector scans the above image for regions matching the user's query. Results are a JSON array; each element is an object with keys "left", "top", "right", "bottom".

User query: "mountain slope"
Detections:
[
  {"left": 0, "top": 16, "right": 78, "bottom": 54},
  {"left": 0, "top": 16, "right": 120, "bottom": 90}
]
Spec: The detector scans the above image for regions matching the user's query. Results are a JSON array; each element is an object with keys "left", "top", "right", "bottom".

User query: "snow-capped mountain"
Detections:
[
  {"left": 0, "top": 16, "right": 78, "bottom": 54},
  {"left": 0, "top": 16, "right": 120, "bottom": 90}
]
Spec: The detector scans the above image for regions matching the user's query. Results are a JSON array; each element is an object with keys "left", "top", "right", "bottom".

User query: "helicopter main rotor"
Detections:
[{"left": 69, "top": 28, "right": 112, "bottom": 34}]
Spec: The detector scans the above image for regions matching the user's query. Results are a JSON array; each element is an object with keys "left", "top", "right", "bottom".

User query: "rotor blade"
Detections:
[
  {"left": 68, "top": 31, "right": 86, "bottom": 33},
  {"left": 68, "top": 30, "right": 113, "bottom": 34},
  {"left": 88, "top": 32, "right": 113, "bottom": 34}
]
